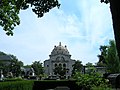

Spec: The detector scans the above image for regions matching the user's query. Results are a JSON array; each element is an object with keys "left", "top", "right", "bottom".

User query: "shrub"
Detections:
[
  {"left": 91, "top": 85, "right": 112, "bottom": 90},
  {"left": 0, "top": 81, "right": 34, "bottom": 90},
  {"left": 73, "top": 72, "right": 112, "bottom": 90},
  {"left": 33, "top": 80, "right": 81, "bottom": 90}
]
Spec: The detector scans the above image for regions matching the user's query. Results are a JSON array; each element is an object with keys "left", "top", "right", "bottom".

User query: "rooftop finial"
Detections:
[{"left": 59, "top": 42, "right": 61, "bottom": 46}]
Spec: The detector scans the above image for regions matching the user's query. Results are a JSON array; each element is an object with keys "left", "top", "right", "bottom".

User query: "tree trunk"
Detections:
[{"left": 110, "top": 0, "right": 120, "bottom": 59}]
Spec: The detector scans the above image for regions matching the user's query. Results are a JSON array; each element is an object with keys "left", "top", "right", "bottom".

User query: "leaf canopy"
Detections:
[{"left": 0, "top": 0, "right": 60, "bottom": 35}]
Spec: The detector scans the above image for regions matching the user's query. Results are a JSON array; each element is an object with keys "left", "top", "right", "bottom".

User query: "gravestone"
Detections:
[
  {"left": 0, "top": 70, "right": 4, "bottom": 81},
  {"left": 107, "top": 74, "right": 120, "bottom": 88},
  {"left": 54, "top": 86, "right": 70, "bottom": 90}
]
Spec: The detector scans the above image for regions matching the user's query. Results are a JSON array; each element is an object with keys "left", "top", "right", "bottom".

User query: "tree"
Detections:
[
  {"left": 0, "top": 51, "right": 6, "bottom": 55},
  {"left": 97, "top": 45, "right": 108, "bottom": 66},
  {"left": 0, "top": 52, "right": 9, "bottom": 76},
  {"left": 101, "top": 0, "right": 120, "bottom": 63},
  {"left": 0, "top": 62, "right": 7, "bottom": 76},
  {"left": 85, "top": 62, "right": 96, "bottom": 74},
  {"left": 97, "top": 40, "right": 120, "bottom": 73},
  {"left": 105, "top": 40, "right": 120, "bottom": 73},
  {"left": 0, "top": 0, "right": 60, "bottom": 35},
  {"left": 9, "top": 54, "right": 24, "bottom": 77},
  {"left": 31, "top": 61, "right": 43, "bottom": 76},
  {"left": 0, "top": 52, "right": 23, "bottom": 77},
  {"left": 53, "top": 64, "right": 66, "bottom": 77},
  {"left": 72, "top": 60, "right": 83, "bottom": 75}
]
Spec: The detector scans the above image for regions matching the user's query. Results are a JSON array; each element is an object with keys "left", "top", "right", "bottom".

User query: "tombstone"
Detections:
[
  {"left": 107, "top": 74, "right": 120, "bottom": 88},
  {"left": 54, "top": 86, "right": 70, "bottom": 90},
  {"left": 0, "top": 70, "right": 4, "bottom": 81},
  {"left": 31, "top": 68, "right": 35, "bottom": 76}
]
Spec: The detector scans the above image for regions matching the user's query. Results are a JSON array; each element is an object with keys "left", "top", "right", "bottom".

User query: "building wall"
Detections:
[
  {"left": 44, "top": 55, "right": 75, "bottom": 77},
  {"left": 44, "top": 60, "right": 50, "bottom": 75},
  {"left": 44, "top": 43, "right": 76, "bottom": 78}
]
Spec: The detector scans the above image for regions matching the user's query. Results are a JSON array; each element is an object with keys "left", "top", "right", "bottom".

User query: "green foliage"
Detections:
[
  {"left": 106, "top": 40, "right": 120, "bottom": 73},
  {"left": 0, "top": 0, "right": 20, "bottom": 35},
  {"left": 0, "top": 51, "right": 7, "bottom": 55},
  {"left": 97, "top": 40, "right": 120, "bottom": 73},
  {"left": 0, "top": 81, "right": 34, "bottom": 90},
  {"left": 9, "top": 55, "right": 24, "bottom": 77},
  {"left": 0, "top": 52, "right": 23, "bottom": 77},
  {"left": 3, "top": 77, "right": 23, "bottom": 81},
  {"left": 31, "top": 61, "right": 43, "bottom": 76},
  {"left": 97, "top": 45, "right": 108, "bottom": 66},
  {"left": 53, "top": 65, "right": 66, "bottom": 77},
  {"left": 73, "top": 72, "right": 111, "bottom": 90},
  {"left": 33, "top": 80, "right": 80, "bottom": 90},
  {"left": 85, "top": 63, "right": 96, "bottom": 75},
  {"left": 0, "top": 63, "right": 9, "bottom": 77},
  {"left": 23, "top": 65, "right": 32, "bottom": 68},
  {"left": 100, "top": 0, "right": 110, "bottom": 4},
  {"left": 91, "top": 86, "right": 112, "bottom": 90},
  {"left": 72, "top": 60, "right": 83, "bottom": 75},
  {"left": 0, "top": 0, "right": 60, "bottom": 35}
]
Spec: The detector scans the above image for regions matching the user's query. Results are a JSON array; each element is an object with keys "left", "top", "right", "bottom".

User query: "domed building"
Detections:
[{"left": 44, "top": 42, "right": 75, "bottom": 79}]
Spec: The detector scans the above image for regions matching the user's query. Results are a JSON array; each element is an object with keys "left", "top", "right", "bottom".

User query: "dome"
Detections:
[{"left": 50, "top": 42, "right": 70, "bottom": 56}]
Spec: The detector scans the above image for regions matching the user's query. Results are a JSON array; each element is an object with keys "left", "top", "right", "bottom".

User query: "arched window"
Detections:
[
  {"left": 63, "top": 63, "right": 66, "bottom": 67},
  {"left": 54, "top": 63, "right": 57, "bottom": 67},
  {"left": 59, "top": 63, "right": 62, "bottom": 67}
]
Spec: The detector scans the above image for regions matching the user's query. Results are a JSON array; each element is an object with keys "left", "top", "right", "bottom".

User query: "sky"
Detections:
[{"left": 0, "top": 0, "right": 114, "bottom": 65}]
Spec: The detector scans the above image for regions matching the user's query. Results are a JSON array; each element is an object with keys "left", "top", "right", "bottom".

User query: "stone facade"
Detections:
[{"left": 44, "top": 42, "right": 75, "bottom": 78}]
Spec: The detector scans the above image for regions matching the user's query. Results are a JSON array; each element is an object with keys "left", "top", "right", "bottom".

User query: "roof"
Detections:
[
  {"left": 0, "top": 55, "right": 12, "bottom": 61},
  {"left": 50, "top": 42, "right": 71, "bottom": 56}
]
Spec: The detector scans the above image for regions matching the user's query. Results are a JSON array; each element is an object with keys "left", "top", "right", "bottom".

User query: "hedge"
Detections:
[
  {"left": 0, "top": 80, "right": 83, "bottom": 90},
  {"left": 0, "top": 81, "right": 34, "bottom": 90},
  {"left": 33, "top": 80, "right": 81, "bottom": 90},
  {"left": 0, "top": 80, "right": 81, "bottom": 90}
]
